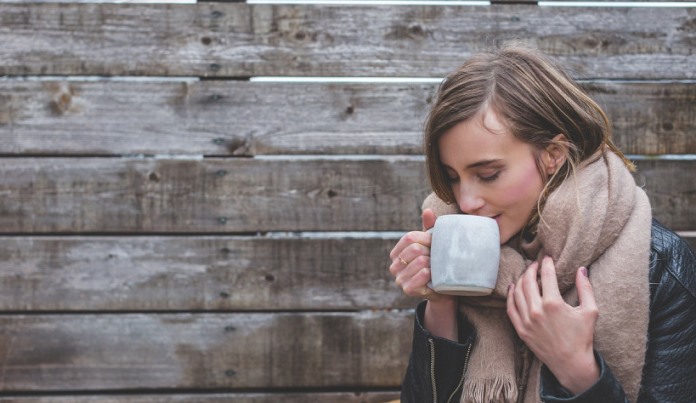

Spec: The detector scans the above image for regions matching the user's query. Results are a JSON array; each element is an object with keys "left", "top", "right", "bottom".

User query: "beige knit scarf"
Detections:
[{"left": 422, "top": 151, "right": 652, "bottom": 403}]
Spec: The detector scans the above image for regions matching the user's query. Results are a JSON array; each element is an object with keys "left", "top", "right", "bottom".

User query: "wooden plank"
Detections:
[
  {"left": 0, "top": 393, "right": 400, "bottom": 403},
  {"left": 2, "top": 80, "right": 696, "bottom": 156},
  {"left": 0, "top": 229, "right": 692, "bottom": 312},
  {"left": 633, "top": 159, "right": 696, "bottom": 232},
  {"left": 0, "top": 80, "right": 432, "bottom": 156},
  {"left": 0, "top": 4, "right": 695, "bottom": 79},
  {"left": 0, "top": 236, "right": 417, "bottom": 311},
  {"left": 538, "top": 0, "right": 681, "bottom": 2},
  {"left": 684, "top": 236, "right": 696, "bottom": 252},
  {"left": 12, "top": 0, "right": 661, "bottom": 2},
  {"left": 584, "top": 82, "right": 696, "bottom": 155},
  {"left": 0, "top": 158, "right": 693, "bottom": 232},
  {"left": 0, "top": 157, "right": 429, "bottom": 233},
  {"left": 0, "top": 312, "right": 413, "bottom": 391},
  {"left": 1, "top": 233, "right": 692, "bottom": 312}
]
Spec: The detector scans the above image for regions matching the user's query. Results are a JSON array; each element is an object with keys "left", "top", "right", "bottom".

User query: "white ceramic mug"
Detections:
[{"left": 428, "top": 215, "right": 500, "bottom": 296}]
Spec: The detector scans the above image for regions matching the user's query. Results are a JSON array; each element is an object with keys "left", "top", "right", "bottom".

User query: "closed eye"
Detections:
[
  {"left": 443, "top": 167, "right": 459, "bottom": 183},
  {"left": 479, "top": 171, "right": 500, "bottom": 182}
]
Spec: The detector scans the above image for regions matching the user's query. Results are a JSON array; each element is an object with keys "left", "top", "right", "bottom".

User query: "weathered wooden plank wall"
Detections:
[
  {"left": 1, "top": 158, "right": 694, "bottom": 232},
  {"left": 0, "top": 1, "right": 694, "bottom": 402},
  {"left": 1, "top": 4, "right": 695, "bottom": 78},
  {"left": 1, "top": 81, "right": 695, "bottom": 156}
]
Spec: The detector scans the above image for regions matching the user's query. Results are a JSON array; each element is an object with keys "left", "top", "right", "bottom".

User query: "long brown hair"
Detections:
[{"left": 424, "top": 44, "right": 633, "bottom": 234}]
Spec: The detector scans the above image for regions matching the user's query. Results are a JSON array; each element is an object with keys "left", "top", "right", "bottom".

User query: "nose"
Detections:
[{"left": 457, "top": 184, "right": 485, "bottom": 214}]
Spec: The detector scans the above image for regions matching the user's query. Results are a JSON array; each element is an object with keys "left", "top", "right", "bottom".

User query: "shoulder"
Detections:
[
  {"left": 639, "top": 223, "right": 696, "bottom": 401},
  {"left": 649, "top": 219, "right": 696, "bottom": 306}
]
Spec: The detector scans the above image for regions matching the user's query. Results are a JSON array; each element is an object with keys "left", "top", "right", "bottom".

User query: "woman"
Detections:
[{"left": 389, "top": 45, "right": 696, "bottom": 403}]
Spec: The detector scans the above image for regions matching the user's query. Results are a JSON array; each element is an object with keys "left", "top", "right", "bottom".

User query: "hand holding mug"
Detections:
[{"left": 389, "top": 209, "right": 453, "bottom": 302}]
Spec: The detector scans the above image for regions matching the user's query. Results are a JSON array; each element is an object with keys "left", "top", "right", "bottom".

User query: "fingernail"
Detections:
[
  {"left": 508, "top": 284, "right": 513, "bottom": 292},
  {"left": 581, "top": 267, "right": 588, "bottom": 277}
]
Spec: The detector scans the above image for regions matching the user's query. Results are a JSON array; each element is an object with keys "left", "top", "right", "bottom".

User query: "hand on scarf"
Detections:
[{"left": 506, "top": 256, "right": 600, "bottom": 395}]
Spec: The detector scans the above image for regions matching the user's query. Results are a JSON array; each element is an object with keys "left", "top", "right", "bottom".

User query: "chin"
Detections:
[{"left": 498, "top": 228, "right": 519, "bottom": 245}]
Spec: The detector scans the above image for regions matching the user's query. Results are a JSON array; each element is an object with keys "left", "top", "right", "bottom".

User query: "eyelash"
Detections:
[
  {"left": 479, "top": 172, "right": 500, "bottom": 183},
  {"left": 446, "top": 170, "right": 501, "bottom": 184}
]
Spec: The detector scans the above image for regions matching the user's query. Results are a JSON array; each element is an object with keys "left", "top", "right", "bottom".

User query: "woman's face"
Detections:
[{"left": 438, "top": 110, "right": 549, "bottom": 244}]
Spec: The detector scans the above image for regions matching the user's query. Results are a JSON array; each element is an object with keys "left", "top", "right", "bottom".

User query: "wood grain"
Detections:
[
  {"left": 685, "top": 236, "right": 696, "bottom": 252},
  {"left": 0, "top": 232, "right": 691, "bottom": 312},
  {"left": 0, "top": 80, "right": 432, "bottom": 156},
  {"left": 0, "top": 312, "right": 413, "bottom": 391},
  {"left": 1, "top": 4, "right": 695, "bottom": 78},
  {"left": 0, "top": 235, "right": 417, "bottom": 311},
  {"left": 0, "top": 394, "right": 400, "bottom": 403},
  {"left": 0, "top": 157, "right": 430, "bottom": 233},
  {"left": 0, "top": 157, "right": 693, "bottom": 232},
  {"left": 1, "top": 80, "right": 695, "bottom": 156}
]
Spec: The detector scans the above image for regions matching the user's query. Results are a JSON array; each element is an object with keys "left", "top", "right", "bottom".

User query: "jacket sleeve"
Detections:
[
  {"left": 401, "top": 300, "right": 476, "bottom": 403},
  {"left": 540, "top": 351, "right": 628, "bottom": 403},
  {"left": 541, "top": 221, "right": 696, "bottom": 403},
  {"left": 636, "top": 223, "right": 696, "bottom": 401}
]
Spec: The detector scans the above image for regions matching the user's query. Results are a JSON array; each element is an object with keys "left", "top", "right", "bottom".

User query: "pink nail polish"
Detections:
[{"left": 581, "top": 267, "right": 588, "bottom": 277}]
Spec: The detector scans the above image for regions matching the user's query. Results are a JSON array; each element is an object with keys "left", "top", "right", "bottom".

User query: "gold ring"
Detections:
[{"left": 399, "top": 256, "right": 408, "bottom": 266}]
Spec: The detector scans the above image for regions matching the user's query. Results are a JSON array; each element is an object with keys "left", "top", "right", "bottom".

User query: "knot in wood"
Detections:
[{"left": 51, "top": 89, "right": 73, "bottom": 115}]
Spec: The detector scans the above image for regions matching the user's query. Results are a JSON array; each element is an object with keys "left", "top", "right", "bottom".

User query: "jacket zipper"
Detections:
[
  {"left": 429, "top": 338, "right": 437, "bottom": 403},
  {"left": 446, "top": 341, "right": 472, "bottom": 403},
  {"left": 430, "top": 338, "right": 474, "bottom": 403}
]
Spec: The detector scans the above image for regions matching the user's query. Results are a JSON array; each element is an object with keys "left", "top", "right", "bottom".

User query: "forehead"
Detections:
[{"left": 438, "top": 111, "right": 523, "bottom": 167}]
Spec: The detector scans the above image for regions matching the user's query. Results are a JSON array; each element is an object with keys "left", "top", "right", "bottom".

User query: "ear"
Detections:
[{"left": 542, "top": 134, "right": 568, "bottom": 175}]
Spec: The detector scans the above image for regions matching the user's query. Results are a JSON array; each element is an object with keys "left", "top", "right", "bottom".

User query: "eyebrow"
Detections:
[
  {"left": 466, "top": 159, "right": 502, "bottom": 169},
  {"left": 442, "top": 159, "right": 502, "bottom": 173}
]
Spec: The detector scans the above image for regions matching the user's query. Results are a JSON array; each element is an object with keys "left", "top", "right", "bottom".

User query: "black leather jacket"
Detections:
[{"left": 401, "top": 219, "right": 696, "bottom": 403}]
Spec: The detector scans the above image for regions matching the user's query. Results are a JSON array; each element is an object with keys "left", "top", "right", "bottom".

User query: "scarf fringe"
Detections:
[{"left": 462, "top": 375, "right": 518, "bottom": 403}]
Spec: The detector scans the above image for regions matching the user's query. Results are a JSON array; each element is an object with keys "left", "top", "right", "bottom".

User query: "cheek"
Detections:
[{"left": 502, "top": 162, "right": 544, "bottom": 208}]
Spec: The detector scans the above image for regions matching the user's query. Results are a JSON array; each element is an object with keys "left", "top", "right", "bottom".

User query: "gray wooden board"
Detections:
[
  {"left": 0, "top": 0, "right": 679, "bottom": 3},
  {"left": 0, "top": 233, "right": 692, "bottom": 312},
  {"left": 0, "top": 235, "right": 418, "bottom": 311},
  {"left": 1, "top": 4, "right": 695, "bottom": 78},
  {"left": 0, "top": 157, "right": 430, "bottom": 233},
  {"left": 0, "top": 312, "right": 412, "bottom": 391},
  {"left": 0, "top": 394, "right": 399, "bottom": 403},
  {"left": 0, "top": 157, "right": 693, "bottom": 232},
  {"left": 2, "top": 80, "right": 696, "bottom": 156},
  {"left": 686, "top": 236, "right": 696, "bottom": 252}
]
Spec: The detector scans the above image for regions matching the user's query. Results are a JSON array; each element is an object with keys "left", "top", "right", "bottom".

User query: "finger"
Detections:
[
  {"left": 389, "top": 230, "right": 431, "bottom": 260},
  {"left": 576, "top": 267, "right": 598, "bottom": 312},
  {"left": 513, "top": 273, "right": 530, "bottom": 323},
  {"left": 540, "top": 256, "right": 562, "bottom": 300},
  {"left": 402, "top": 267, "right": 434, "bottom": 297},
  {"left": 422, "top": 208, "right": 437, "bottom": 231},
  {"left": 506, "top": 284, "right": 522, "bottom": 329},
  {"left": 395, "top": 255, "right": 430, "bottom": 287},
  {"left": 522, "top": 260, "right": 542, "bottom": 308},
  {"left": 388, "top": 251, "right": 412, "bottom": 276},
  {"left": 399, "top": 242, "right": 431, "bottom": 264}
]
